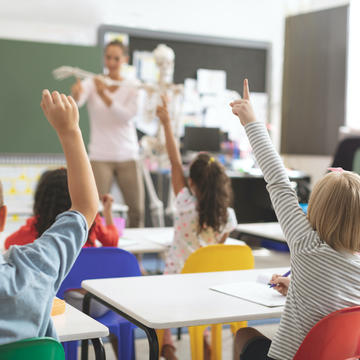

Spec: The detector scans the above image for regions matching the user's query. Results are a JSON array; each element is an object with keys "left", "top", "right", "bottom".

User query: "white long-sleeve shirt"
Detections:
[
  {"left": 245, "top": 122, "right": 360, "bottom": 360},
  {"left": 78, "top": 78, "right": 139, "bottom": 162}
]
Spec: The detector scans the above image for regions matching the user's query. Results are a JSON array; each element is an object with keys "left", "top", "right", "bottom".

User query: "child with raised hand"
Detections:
[
  {"left": 0, "top": 90, "right": 98, "bottom": 344},
  {"left": 5, "top": 169, "right": 119, "bottom": 250},
  {"left": 231, "top": 79, "right": 360, "bottom": 360},
  {"left": 156, "top": 97, "right": 238, "bottom": 360}
]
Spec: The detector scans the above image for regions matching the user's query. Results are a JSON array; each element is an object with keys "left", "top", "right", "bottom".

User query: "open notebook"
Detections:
[{"left": 210, "top": 273, "right": 287, "bottom": 307}]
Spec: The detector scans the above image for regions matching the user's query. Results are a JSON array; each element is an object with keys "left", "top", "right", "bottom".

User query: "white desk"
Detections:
[
  {"left": 119, "top": 227, "right": 245, "bottom": 254},
  {"left": 53, "top": 302, "right": 109, "bottom": 360},
  {"left": 1, "top": 226, "right": 244, "bottom": 255},
  {"left": 6, "top": 202, "right": 128, "bottom": 216},
  {"left": 118, "top": 228, "right": 169, "bottom": 254},
  {"left": 236, "top": 222, "right": 285, "bottom": 243},
  {"left": 82, "top": 267, "right": 286, "bottom": 359},
  {"left": 121, "top": 227, "right": 173, "bottom": 247},
  {"left": 53, "top": 302, "right": 109, "bottom": 342}
]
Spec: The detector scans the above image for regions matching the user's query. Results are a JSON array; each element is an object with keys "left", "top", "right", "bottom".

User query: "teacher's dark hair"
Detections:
[
  {"left": 189, "top": 153, "right": 232, "bottom": 234},
  {"left": 105, "top": 40, "right": 129, "bottom": 56},
  {"left": 33, "top": 168, "right": 72, "bottom": 236}
]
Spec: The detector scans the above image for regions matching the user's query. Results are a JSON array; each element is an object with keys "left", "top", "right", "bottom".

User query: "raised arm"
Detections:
[
  {"left": 40, "top": 90, "right": 98, "bottom": 227},
  {"left": 230, "top": 80, "right": 312, "bottom": 249},
  {"left": 156, "top": 96, "right": 186, "bottom": 195},
  {"left": 101, "top": 194, "right": 114, "bottom": 226}
]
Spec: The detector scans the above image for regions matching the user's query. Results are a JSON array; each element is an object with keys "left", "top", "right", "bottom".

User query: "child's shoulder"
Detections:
[
  {"left": 175, "top": 187, "right": 196, "bottom": 210},
  {"left": 227, "top": 208, "right": 237, "bottom": 222}
]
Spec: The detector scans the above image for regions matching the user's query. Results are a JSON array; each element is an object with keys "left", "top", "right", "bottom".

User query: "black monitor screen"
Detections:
[{"left": 184, "top": 127, "right": 220, "bottom": 152}]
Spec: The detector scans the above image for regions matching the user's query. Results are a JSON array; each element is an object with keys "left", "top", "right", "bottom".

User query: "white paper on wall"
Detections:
[{"left": 197, "top": 69, "right": 226, "bottom": 95}]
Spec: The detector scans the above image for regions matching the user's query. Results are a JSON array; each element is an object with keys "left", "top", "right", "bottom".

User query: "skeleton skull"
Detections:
[{"left": 153, "top": 44, "right": 175, "bottom": 84}]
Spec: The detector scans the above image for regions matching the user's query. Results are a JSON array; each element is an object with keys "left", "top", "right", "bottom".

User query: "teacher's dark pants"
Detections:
[{"left": 91, "top": 160, "right": 144, "bottom": 228}]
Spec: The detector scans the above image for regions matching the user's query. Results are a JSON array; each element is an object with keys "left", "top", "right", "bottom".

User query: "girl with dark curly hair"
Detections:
[
  {"left": 5, "top": 168, "right": 119, "bottom": 250},
  {"left": 156, "top": 97, "right": 237, "bottom": 360}
]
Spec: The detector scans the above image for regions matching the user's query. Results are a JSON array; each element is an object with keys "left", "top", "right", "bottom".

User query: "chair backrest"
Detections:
[
  {"left": 57, "top": 247, "right": 141, "bottom": 299},
  {"left": 0, "top": 337, "right": 64, "bottom": 360},
  {"left": 181, "top": 244, "right": 254, "bottom": 274},
  {"left": 352, "top": 148, "right": 360, "bottom": 174},
  {"left": 293, "top": 306, "right": 360, "bottom": 360},
  {"left": 332, "top": 137, "right": 360, "bottom": 171}
]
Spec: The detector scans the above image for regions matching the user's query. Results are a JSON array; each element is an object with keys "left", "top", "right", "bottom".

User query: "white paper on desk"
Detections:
[{"left": 210, "top": 282, "right": 286, "bottom": 307}]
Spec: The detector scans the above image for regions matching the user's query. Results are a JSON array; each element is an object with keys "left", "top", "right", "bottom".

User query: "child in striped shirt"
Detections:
[{"left": 231, "top": 79, "right": 360, "bottom": 360}]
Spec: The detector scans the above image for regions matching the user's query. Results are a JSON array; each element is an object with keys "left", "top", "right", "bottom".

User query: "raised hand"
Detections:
[
  {"left": 269, "top": 274, "right": 290, "bottom": 296},
  {"left": 94, "top": 76, "right": 107, "bottom": 96},
  {"left": 101, "top": 194, "right": 114, "bottom": 211},
  {"left": 156, "top": 95, "right": 171, "bottom": 126},
  {"left": 40, "top": 89, "right": 79, "bottom": 137},
  {"left": 230, "top": 79, "right": 256, "bottom": 126},
  {"left": 40, "top": 89, "right": 98, "bottom": 228}
]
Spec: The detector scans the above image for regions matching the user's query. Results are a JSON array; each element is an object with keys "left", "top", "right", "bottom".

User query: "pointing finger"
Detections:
[{"left": 243, "top": 78, "right": 250, "bottom": 100}]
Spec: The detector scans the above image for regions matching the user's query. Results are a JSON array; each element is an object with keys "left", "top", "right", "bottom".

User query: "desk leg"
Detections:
[
  {"left": 81, "top": 293, "right": 90, "bottom": 360},
  {"left": 82, "top": 292, "right": 159, "bottom": 360},
  {"left": 91, "top": 338, "right": 106, "bottom": 360}
]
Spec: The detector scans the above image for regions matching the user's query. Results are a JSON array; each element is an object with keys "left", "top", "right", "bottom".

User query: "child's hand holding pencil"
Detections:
[{"left": 269, "top": 273, "right": 291, "bottom": 296}]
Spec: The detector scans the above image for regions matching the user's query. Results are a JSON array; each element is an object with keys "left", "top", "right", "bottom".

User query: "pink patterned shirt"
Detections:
[{"left": 164, "top": 187, "right": 237, "bottom": 274}]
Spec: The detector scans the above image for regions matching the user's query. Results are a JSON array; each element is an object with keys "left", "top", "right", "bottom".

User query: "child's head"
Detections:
[
  {"left": 0, "top": 181, "right": 6, "bottom": 232},
  {"left": 33, "top": 168, "right": 71, "bottom": 236},
  {"left": 189, "top": 153, "right": 232, "bottom": 233},
  {"left": 307, "top": 171, "right": 360, "bottom": 252}
]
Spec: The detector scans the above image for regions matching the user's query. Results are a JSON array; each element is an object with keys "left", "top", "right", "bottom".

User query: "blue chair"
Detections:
[{"left": 57, "top": 247, "right": 141, "bottom": 360}]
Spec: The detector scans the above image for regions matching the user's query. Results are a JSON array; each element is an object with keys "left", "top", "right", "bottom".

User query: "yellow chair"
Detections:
[{"left": 157, "top": 243, "right": 254, "bottom": 360}]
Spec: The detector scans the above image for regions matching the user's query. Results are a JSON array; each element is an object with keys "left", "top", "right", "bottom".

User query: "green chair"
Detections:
[{"left": 0, "top": 337, "right": 65, "bottom": 360}]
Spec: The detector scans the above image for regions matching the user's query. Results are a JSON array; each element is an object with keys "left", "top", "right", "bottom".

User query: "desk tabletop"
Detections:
[
  {"left": 119, "top": 227, "right": 245, "bottom": 253},
  {"left": 53, "top": 302, "right": 109, "bottom": 342},
  {"left": 118, "top": 227, "right": 173, "bottom": 254},
  {"left": 1, "top": 225, "right": 244, "bottom": 254},
  {"left": 236, "top": 222, "right": 285, "bottom": 243},
  {"left": 6, "top": 202, "right": 128, "bottom": 216},
  {"left": 121, "top": 227, "right": 174, "bottom": 246},
  {"left": 82, "top": 267, "right": 286, "bottom": 329}
]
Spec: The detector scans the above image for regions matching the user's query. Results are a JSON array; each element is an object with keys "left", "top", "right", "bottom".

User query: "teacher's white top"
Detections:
[{"left": 78, "top": 78, "right": 139, "bottom": 162}]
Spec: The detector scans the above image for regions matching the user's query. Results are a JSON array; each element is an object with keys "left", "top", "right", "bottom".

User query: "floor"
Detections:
[
  {"left": 85, "top": 323, "right": 280, "bottom": 360},
  {"left": 84, "top": 244, "right": 290, "bottom": 359}
]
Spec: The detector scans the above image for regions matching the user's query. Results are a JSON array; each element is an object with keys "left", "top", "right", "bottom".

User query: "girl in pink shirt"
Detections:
[{"left": 157, "top": 97, "right": 237, "bottom": 360}]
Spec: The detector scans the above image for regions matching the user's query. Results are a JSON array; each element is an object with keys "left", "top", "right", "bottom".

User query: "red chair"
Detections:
[{"left": 293, "top": 306, "right": 360, "bottom": 360}]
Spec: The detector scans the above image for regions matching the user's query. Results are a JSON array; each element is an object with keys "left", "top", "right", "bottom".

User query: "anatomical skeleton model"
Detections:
[{"left": 53, "top": 44, "right": 183, "bottom": 226}]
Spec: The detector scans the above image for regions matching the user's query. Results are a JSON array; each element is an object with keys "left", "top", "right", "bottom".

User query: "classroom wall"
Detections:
[
  {"left": 0, "top": 0, "right": 350, "bottom": 186},
  {"left": 0, "top": 0, "right": 288, "bottom": 150}
]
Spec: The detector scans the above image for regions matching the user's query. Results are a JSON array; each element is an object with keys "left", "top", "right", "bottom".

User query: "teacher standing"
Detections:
[{"left": 71, "top": 40, "right": 144, "bottom": 227}]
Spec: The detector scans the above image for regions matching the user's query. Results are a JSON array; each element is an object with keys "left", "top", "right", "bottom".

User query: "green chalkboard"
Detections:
[{"left": 0, "top": 39, "right": 102, "bottom": 153}]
